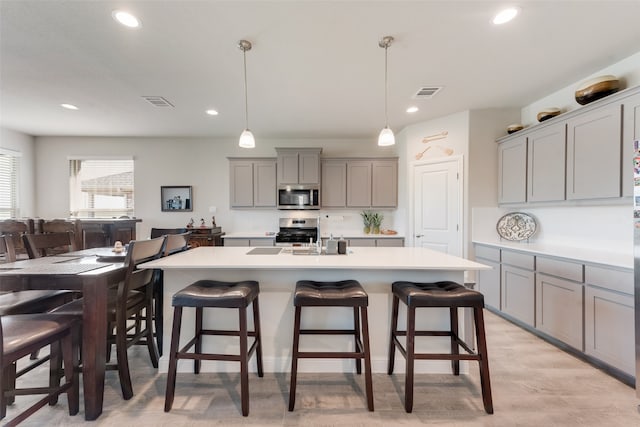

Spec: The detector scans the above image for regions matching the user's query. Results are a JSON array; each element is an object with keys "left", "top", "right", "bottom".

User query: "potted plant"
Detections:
[
  {"left": 360, "top": 211, "right": 372, "bottom": 234},
  {"left": 370, "top": 212, "right": 383, "bottom": 234}
]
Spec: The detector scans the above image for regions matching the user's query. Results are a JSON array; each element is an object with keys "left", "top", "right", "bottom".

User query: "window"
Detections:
[
  {"left": 0, "top": 148, "right": 21, "bottom": 219},
  {"left": 69, "top": 158, "right": 134, "bottom": 218}
]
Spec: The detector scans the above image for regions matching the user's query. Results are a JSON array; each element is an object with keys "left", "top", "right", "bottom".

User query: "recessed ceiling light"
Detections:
[
  {"left": 206, "top": 109, "right": 219, "bottom": 116},
  {"left": 406, "top": 106, "right": 419, "bottom": 113},
  {"left": 493, "top": 7, "right": 519, "bottom": 25},
  {"left": 60, "top": 103, "right": 78, "bottom": 110},
  {"left": 112, "top": 10, "right": 141, "bottom": 28}
]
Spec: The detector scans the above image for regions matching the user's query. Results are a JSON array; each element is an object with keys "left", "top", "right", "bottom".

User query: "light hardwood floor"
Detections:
[{"left": 9, "top": 311, "right": 640, "bottom": 426}]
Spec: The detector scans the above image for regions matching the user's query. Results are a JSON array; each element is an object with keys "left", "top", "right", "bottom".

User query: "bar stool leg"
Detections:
[
  {"left": 450, "top": 307, "right": 460, "bottom": 376},
  {"left": 239, "top": 306, "right": 249, "bottom": 416},
  {"left": 288, "top": 306, "right": 302, "bottom": 411},
  {"left": 360, "top": 306, "right": 374, "bottom": 411},
  {"left": 252, "top": 297, "right": 264, "bottom": 377},
  {"left": 404, "top": 305, "right": 416, "bottom": 413},
  {"left": 194, "top": 307, "right": 203, "bottom": 374},
  {"left": 387, "top": 295, "right": 399, "bottom": 375},
  {"left": 353, "top": 307, "right": 362, "bottom": 374},
  {"left": 164, "top": 306, "right": 183, "bottom": 412},
  {"left": 474, "top": 307, "right": 494, "bottom": 414}
]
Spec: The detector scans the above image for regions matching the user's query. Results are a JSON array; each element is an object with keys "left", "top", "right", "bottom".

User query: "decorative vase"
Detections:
[
  {"left": 373, "top": 226, "right": 380, "bottom": 234},
  {"left": 363, "top": 226, "right": 371, "bottom": 234}
]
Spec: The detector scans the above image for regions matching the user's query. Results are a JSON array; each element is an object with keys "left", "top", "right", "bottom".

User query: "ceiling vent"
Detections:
[
  {"left": 412, "top": 86, "right": 443, "bottom": 99},
  {"left": 142, "top": 96, "right": 175, "bottom": 107}
]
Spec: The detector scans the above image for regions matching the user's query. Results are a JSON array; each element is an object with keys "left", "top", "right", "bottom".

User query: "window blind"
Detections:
[
  {"left": 69, "top": 158, "right": 134, "bottom": 218},
  {"left": 0, "top": 149, "right": 20, "bottom": 219}
]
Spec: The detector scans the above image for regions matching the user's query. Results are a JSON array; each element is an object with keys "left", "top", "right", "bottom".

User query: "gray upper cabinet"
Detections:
[
  {"left": 371, "top": 160, "right": 398, "bottom": 207},
  {"left": 276, "top": 148, "right": 321, "bottom": 185},
  {"left": 498, "top": 136, "right": 527, "bottom": 204},
  {"left": 527, "top": 123, "right": 566, "bottom": 202},
  {"left": 622, "top": 92, "right": 640, "bottom": 197},
  {"left": 229, "top": 158, "right": 276, "bottom": 208},
  {"left": 346, "top": 161, "right": 372, "bottom": 207},
  {"left": 321, "top": 160, "right": 347, "bottom": 207},
  {"left": 566, "top": 103, "right": 622, "bottom": 200}
]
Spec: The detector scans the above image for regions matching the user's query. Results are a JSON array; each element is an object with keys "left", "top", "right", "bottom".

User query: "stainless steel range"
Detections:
[{"left": 275, "top": 217, "right": 318, "bottom": 246}]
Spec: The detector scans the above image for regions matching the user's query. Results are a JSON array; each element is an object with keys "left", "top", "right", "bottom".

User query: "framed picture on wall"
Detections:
[{"left": 161, "top": 186, "right": 193, "bottom": 212}]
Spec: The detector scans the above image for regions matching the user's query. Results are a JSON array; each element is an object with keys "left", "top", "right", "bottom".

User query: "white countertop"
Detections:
[
  {"left": 473, "top": 239, "right": 632, "bottom": 270},
  {"left": 141, "top": 246, "right": 489, "bottom": 271}
]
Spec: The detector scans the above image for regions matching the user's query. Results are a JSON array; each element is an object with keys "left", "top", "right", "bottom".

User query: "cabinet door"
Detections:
[
  {"left": 498, "top": 137, "right": 527, "bottom": 204},
  {"left": 527, "top": 123, "right": 566, "bottom": 202},
  {"left": 299, "top": 151, "right": 320, "bottom": 184},
  {"left": 566, "top": 103, "right": 622, "bottom": 200},
  {"left": 348, "top": 238, "right": 376, "bottom": 247},
  {"left": 346, "top": 161, "right": 372, "bottom": 207},
  {"left": 321, "top": 160, "right": 347, "bottom": 207},
  {"left": 622, "top": 93, "right": 640, "bottom": 197},
  {"left": 501, "top": 264, "right": 535, "bottom": 326},
  {"left": 476, "top": 258, "right": 500, "bottom": 309},
  {"left": 249, "top": 238, "right": 274, "bottom": 247},
  {"left": 585, "top": 285, "right": 635, "bottom": 375},
  {"left": 277, "top": 151, "right": 299, "bottom": 184},
  {"left": 253, "top": 160, "right": 277, "bottom": 207},
  {"left": 535, "top": 273, "right": 584, "bottom": 350},
  {"left": 372, "top": 160, "right": 398, "bottom": 207},
  {"left": 375, "top": 238, "right": 404, "bottom": 247},
  {"left": 230, "top": 161, "right": 254, "bottom": 207}
]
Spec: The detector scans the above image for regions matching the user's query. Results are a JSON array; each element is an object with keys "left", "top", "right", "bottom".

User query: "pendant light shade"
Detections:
[
  {"left": 378, "top": 36, "right": 395, "bottom": 147},
  {"left": 238, "top": 40, "right": 255, "bottom": 148}
]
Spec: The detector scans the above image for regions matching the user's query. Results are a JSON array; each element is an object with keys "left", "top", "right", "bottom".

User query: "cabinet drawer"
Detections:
[
  {"left": 223, "top": 238, "right": 249, "bottom": 247},
  {"left": 348, "top": 238, "right": 376, "bottom": 247},
  {"left": 584, "top": 265, "right": 633, "bottom": 294},
  {"left": 501, "top": 250, "right": 534, "bottom": 270},
  {"left": 536, "top": 257, "right": 583, "bottom": 282},
  {"left": 376, "top": 238, "right": 404, "bottom": 247},
  {"left": 475, "top": 245, "right": 500, "bottom": 262}
]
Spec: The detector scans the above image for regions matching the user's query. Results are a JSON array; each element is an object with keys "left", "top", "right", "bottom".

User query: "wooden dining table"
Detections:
[{"left": 0, "top": 253, "right": 127, "bottom": 420}]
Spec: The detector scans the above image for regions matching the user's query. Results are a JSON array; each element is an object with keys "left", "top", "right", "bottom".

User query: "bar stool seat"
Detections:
[
  {"left": 288, "top": 280, "right": 373, "bottom": 412},
  {"left": 388, "top": 280, "right": 493, "bottom": 414},
  {"left": 164, "top": 280, "right": 263, "bottom": 417}
]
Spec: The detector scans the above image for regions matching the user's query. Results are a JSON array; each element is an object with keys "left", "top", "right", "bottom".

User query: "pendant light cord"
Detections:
[
  {"left": 243, "top": 49, "right": 249, "bottom": 130},
  {"left": 384, "top": 44, "right": 389, "bottom": 128}
]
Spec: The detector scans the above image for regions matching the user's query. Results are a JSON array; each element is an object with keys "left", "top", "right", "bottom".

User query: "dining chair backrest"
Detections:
[
  {"left": 123, "top": 236, "right": 167, "bottom": 293},
  {"left": 149, "top": 228, "right": 189, "bottom": 239},
  {"left": 23, "top": 231, "right": 77, "bottom": 259},
  {"left": 0, "top": 220, "right": 30, "bottom": 258},
  {"left": 164, "top": 231, "right": 191, "bottom": 256},
  {"left": 0, "top": 235, "right": 16, "bottom": 263}
]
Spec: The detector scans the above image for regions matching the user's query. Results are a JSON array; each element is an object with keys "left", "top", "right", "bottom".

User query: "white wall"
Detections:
[
  {"left": 522, "top": 50, "right": 640, "bottom": 126},
  {"left": 33, "top": 136, "right": 402, "bottom": 238},
  {"left": 0, "top": 128, "right": 36, "bottom": 217}
]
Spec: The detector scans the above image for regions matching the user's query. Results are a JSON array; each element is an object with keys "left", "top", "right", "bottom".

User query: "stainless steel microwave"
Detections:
[{"left": 277, "top": 184, "right": 320, "bottom": 210}]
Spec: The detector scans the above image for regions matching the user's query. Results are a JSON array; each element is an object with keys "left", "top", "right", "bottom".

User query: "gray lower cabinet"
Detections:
[
  {"left": 535, "top": 273, "right": 584, "bottom": 350},
  {"left": 501, "top": 263, "right": 535, "bottom": 326},
  {"left": 584, "top": 265, "right": 635, "bottom": 376},
  {"left": 476, "top": 258, "right": 500, "bottom": 309},
  {"left": 375, "top": 238, "right": 404, "bottom": 247},
  {"left": 224, "top": 238, "right": 274, "bottom": 247},
  {"left": 324, "top": 237, "right": 404, "bottom": 247}
]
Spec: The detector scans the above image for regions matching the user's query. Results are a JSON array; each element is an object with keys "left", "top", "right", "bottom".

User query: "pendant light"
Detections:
[
  {"left": 238, "top": 40, "right": 255, "bottom": 148},
  {"left": 378, "top": 36, "right": 395, "bottom": 147}
]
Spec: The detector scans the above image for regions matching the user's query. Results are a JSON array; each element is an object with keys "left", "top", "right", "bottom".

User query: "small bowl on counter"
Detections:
[
  {"left": 537, "top": 108, "right": 561, "bottom": 122},
  {"left": 575, "top": 74, "right": 621, "bottom": 105}
]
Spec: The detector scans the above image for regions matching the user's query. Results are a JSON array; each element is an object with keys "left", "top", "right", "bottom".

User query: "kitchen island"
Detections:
[{"left": 140, "top": 246, "right": 489, "bottom": 374}]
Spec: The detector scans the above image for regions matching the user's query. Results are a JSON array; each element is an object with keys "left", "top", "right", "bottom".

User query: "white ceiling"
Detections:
[{"left": 2, "top": 0, "right": 640, "bottom": 140}]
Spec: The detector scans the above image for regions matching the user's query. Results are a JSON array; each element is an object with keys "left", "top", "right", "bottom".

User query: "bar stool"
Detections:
[
  {"left": 164, "top": 280, "right": 263, "bottom": 417},
  {"left": 288, "top": 280, "right": 373, "bottom": 411},
  {"left": 388, "top": 281, "right": 493, "bottom": 414}
]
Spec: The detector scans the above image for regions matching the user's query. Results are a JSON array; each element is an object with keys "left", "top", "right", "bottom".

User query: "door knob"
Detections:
[{"left": 415, "top": 234, "right": 423, "bottom": 238}]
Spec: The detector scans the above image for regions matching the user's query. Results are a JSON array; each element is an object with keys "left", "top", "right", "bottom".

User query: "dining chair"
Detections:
[
  {"left": 23, "top": 232, "right": 77, "bottom": 258},
  {"left": 0, "top": 220, "right": 31, "bottom": 261},
  {"left": 0, "top": 313, "right": 80, "bottom": 426}
]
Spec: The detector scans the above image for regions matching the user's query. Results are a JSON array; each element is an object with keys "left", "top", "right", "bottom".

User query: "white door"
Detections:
[{"left": 413, "top": 158, "right": 462, "bottom": 256}]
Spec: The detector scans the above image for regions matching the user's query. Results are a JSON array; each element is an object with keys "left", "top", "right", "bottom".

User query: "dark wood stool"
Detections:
[
  {"left": 288, "top": 280, "right": 373, "bottom": 412},
  {"left": 388, "top": 281, "right": 493, "bottom": 414},
  {"left": 164, "top": 280, "right": 263, "bottom": 416}
]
